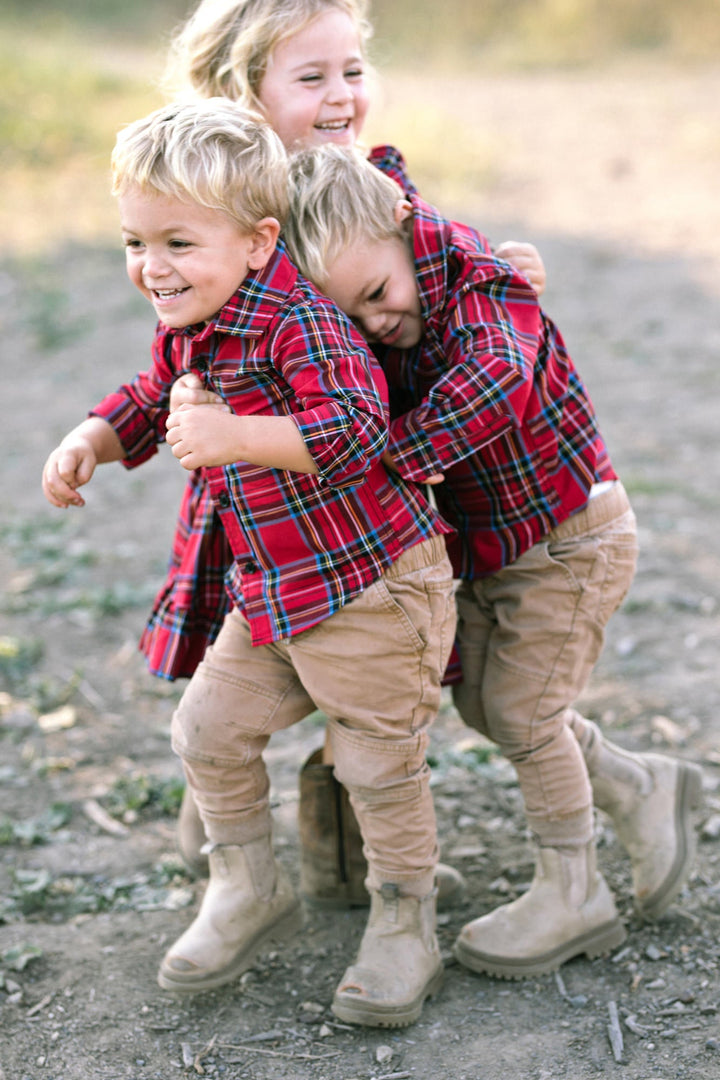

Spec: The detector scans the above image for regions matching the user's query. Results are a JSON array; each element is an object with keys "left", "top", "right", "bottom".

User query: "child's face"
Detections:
[
  {"left": 324, "top": 232, "right": 423, "bottom": 350},
  {"left": 119, "top": 188, "right": 257, "bottom": 328},
  {"left": 258, "top": 10, "right": 370, "bottom": 151}
]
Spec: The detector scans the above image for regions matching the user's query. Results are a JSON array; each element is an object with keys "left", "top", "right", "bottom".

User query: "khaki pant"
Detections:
[
  {"left": 452, "top": 483, "right": 638, "bottom": 846},
  {"left": 172, "top": 536, "right": 456, "bottom": 897}
]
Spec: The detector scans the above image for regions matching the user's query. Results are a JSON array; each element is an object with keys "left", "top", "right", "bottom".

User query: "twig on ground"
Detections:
[
  {"left": 607, "top": 1000, "right": 624, "bottom": 1063},
  {"left": 82, "top": 798, "right": 130, "bottom": 837}
]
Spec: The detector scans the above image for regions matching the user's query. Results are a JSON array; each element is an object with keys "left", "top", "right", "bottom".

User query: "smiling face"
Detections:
[
  {"left": 257, "top": 9, "right": 370, "bottom": 151},
  {"left": 323, "top": 230, "right": 424, "bottom": 350},
  {"left": 119, "top": 188, "right": 260, "bottom": 328}
]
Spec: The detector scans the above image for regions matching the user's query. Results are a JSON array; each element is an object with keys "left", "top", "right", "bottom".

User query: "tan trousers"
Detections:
[
  {"left": 171, "top": 537, "right": 456, "bottom": 897},
  {"left": 452, "top": 483, "right": 638, "bottom": 846}
]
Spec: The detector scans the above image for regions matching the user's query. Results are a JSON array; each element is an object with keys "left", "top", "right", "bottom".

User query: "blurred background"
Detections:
[{"left": 2, "top": 0, "right": 719, "bottom": 257}]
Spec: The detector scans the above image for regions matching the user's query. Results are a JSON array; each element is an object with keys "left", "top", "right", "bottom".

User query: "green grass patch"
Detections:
[
  {"left": 0, "top": 804, "right": 73, "bottom": 847},
  {"left": 101, "top": 771, "right": 185, "bottom": 820}
]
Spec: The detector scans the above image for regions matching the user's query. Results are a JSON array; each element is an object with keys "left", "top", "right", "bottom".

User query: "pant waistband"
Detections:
[
  {"left": 385, "top": 535, "right": 449, "bottom": 579},
  {"left": 547, "top": 481, "right": 632, "bottom": 542}
]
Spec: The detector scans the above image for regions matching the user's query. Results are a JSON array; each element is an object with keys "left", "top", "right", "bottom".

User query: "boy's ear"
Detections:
[
  {"left": 393, "top": 199, "right": 413, "bottom": 229},
  {"left": 247, "top": 217, "right": 281, "bottom": 270}
]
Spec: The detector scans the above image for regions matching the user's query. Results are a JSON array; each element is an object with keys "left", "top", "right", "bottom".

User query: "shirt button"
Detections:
[
  {"left": 217, "top": 491, "right": 230, "bottom": 508},
  {"left": 243, "top": 560, "right": 258, "bottom": 574},
  {"left": 195, "top": 358, "right": 208, "bottom": 372}
]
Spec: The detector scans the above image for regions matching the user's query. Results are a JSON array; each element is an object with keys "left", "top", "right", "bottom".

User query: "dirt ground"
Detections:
[{"left": 2, "top": 65, "right": 720, "bottom": 1080}]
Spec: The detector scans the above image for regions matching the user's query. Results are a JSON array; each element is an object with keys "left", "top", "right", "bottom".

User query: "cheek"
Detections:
[
  {"left": 353, "top": 88, "right": 370, "bottom": 126},
  {"left": 126, "top": 257, "right": 143, "bottom": 290}
]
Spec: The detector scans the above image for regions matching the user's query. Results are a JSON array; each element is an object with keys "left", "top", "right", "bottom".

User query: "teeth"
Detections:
[
  {"left": 155, "top": 289, "right": 183, "bottom": 298},
  {"left": 316, "top": 121, "right": 349, "bottom": 130}
]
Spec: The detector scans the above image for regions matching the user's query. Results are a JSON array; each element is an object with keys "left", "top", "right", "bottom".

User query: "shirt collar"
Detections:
[{"left": 408, "top": 194, "right": 452, "bottom": 327}]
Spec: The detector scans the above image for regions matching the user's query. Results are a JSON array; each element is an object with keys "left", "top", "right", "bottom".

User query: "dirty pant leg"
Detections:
[
  {"left": 452, "top": 485, "right": 638, "bottom": 846},
  {"left": 171, "top": 607, "right": 315, "bottom": 846},
  {"left": 289, "top": 538, "right": 456, "bottom": 897}
]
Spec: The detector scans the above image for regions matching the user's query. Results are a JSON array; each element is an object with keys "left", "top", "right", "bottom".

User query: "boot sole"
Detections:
[
  {"left": 454, "top": 917, "right": 627, "bottom": 980},
  {"left": 157, "top": 901, "right": 303, "bottom": 994},
  {"left": 331, "top": 963, "right": 444, "bottom": 1028},
  {"left": 635, "top": 761, "right": 704, "bottom": 921}
]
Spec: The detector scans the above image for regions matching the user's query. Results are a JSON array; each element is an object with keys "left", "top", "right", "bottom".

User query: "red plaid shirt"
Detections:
[
  {"left": 91, "top": 241, "right": 449, "bottom": 663},
  {"left": 367, "top": 149, "right": 616, "bottom": 579}
]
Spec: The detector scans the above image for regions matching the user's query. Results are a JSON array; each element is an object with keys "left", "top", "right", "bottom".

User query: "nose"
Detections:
[
  {"left": 325, "top": 73, "right": 353, "bottom": 106},
  {"left": 141, "top": 248, "right": 171, "bottom": 284}
]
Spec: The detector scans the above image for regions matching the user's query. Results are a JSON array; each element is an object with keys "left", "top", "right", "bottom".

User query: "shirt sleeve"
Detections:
[
  {"left": 270, "top": 300, "right": 389, "bottom": 489},
  {"left": 89, "top": 332, "right": 177, "bottom": 469},
  {"left": 387, "top": 269, "right": 544, "bottom": 482}
]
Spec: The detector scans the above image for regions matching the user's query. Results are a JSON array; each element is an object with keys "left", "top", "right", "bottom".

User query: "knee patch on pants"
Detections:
[{"left": 329, "top": 721, "right": 429, "bottom": 801}]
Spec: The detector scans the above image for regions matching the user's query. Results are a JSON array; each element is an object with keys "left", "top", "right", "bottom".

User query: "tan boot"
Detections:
[
  {"left": 578, "top": 721, "right": 704, "bottom": 919},
  {"left": 454, "top": 842, "right": 626, "bottom": 979},
  {"left": 332, "top": 884, "right": 444, "bottom": 1028},
  {"left": 299, "top": 749, "right": 466, "bottom": 909},
  {"left": 176, "top": 786, "right": 209, "bottom": 878},
  {"left": 158, "top": 837, "right": 302, "bottom": 993}
]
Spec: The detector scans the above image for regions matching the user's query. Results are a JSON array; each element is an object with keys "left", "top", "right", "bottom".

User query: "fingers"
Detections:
[
  {"left": 494, "top": 241, "right": 547, "bottom": 298},
  {"left": 169, "top": 371, "right": 225, "bottom": 411},
  {"left": 42, "top": 458, "right": 85, "bottom": 508}
]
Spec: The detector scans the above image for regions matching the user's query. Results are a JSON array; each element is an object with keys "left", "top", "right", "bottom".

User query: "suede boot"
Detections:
[
  {"left": 299, "top": 749, "right": 466, "bottom": 910},
  {"left": 332, "top": 884, "right": 444, "bottom": 1028},
  {"left": 454, "top": 841, "right": 626, "bottom": 979},
  {"left": 176, "top": 785, "right": 209, "bottom": 878},
  {"left": 578, "top": 720, "right": 703, "bottom": 919},
  {"left": 158, "top": 837, "right": 302, "bottom": 993}
]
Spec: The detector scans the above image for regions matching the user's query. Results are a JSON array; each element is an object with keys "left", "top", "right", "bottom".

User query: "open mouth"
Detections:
[
  {"left": 152, "top": 288, "right": 189, "bottom": 300},
  {"left": 315, "top": 119, "right": 352, "bottom": 133}
]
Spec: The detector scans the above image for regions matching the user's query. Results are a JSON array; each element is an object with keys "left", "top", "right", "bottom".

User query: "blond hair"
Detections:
[
  {"left": 111, "top": 98, "right": 289, "bottom": 232},
  {"left": 285, "top": 144, "right": 405, "bottom": 286},
  {"left": 164, "top": 0, "right": 372, "bottom": 109}
]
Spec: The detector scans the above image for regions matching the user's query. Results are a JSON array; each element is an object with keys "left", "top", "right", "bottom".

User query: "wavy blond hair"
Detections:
[
  {"left": 111, "top": 98, "right": 289, "bottom": 232},
  {"left": 164, "top": 0, "right": 372, "bottom": 109},
  {"left": 285, "top": 144, "right": 405, "bottom": 286}
]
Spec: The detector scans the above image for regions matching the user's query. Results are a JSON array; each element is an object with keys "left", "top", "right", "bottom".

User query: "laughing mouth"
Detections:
[
  {"left": 152, "top": 288, "right": 188, "bottom": 299},
  {"left": 315, "top": 120, "right": 351, "bottom": 132}
]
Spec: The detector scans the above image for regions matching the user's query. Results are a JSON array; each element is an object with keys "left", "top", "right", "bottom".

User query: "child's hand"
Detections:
[
  {"left": 170, "top": 371, "right": 227, "bottom": 413},
  {"left": 382, "top": 449, "right": 444, "bottom": 486},
  {"left": 494, "top": 241, "right": 546, "bottom": 298},
  {"left": 42, "top": 439, "right": 97, "bottom": 508},
  {"left": 166, "top": 403, "right": 239, "bottom": 470}
]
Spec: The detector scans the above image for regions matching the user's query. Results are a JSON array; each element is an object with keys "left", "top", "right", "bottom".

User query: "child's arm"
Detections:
[
  {"left": 165, "top": 404, "right": 319, "bottom": 474},
  {"left": 494, "top": 241, "right": 546, "bottom": 298},
  {"left": 386, "top": 270, "right": 544, "bottom": 484},
  {"left": 42, "top": 417, "right": 126, "bottom": 508}
]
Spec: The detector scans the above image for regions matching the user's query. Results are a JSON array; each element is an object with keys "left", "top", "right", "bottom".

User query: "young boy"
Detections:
[
  {"left": 41, "top": 99, "right": 457, "bottom": 1028},
  {"left": 283, "top": 144, "right": 704, "bottom": 977}
]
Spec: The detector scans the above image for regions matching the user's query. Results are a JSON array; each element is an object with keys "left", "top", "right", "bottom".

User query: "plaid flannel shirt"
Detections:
[
  {"left": 91, "top": 241, "right": 449, "bottom": 670},
  {"left": 366, "top": 170, "right": 616, "bottom": 579}
]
